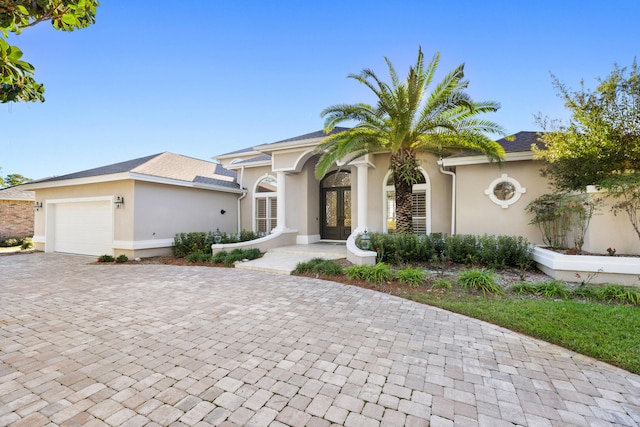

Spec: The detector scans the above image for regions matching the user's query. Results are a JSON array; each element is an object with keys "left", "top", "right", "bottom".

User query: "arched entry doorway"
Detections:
[{"left": 320, "top": 171, "right": 351, "bottom": 240}]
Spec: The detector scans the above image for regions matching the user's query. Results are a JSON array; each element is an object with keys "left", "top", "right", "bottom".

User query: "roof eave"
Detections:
[
  {"left": 21, "top": 172, "right": 243, "bottom": 194},
  {"left": 440, "top": 151, "right": 536, "bottom": 167}
]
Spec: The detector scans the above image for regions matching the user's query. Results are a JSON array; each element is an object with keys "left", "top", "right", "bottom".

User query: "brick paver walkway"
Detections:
[{"left": 1, "top": 253, "right": 639, "bottom": 426}]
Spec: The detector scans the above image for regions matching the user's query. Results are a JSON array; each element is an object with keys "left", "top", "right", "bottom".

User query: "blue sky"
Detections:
[{"left": 2, "top": 1, "right": 639, "bottom": 180}]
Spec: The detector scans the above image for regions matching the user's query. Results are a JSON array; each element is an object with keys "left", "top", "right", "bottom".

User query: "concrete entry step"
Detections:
[{"left": 235, "top": 243, "right": 347, "bottom": 275}]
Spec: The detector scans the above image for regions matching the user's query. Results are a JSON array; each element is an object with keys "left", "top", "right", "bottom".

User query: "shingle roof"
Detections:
[
  {"left": 217, "top": 127, "right": 351, "bottom": 157},
  {"left": 447, "top": 131, "right": 544, "bottom": 159},
  {"left": 0, "top": 186, "right": 35, "bottom": 201},
  {"left": 29, "top": 152, "right": 238, "bottom": 188},
  {"left": 232, "top": 154, "right": 272, "bottom": 165},
  {"left": 267, "top": 127, "right": 351, "bottom": 145},
  {"left": 495, "top": 131, "right": 544, "bottom": 153},
  {"left": 32, "top": 153, "right": 164, "bottom": 183}
]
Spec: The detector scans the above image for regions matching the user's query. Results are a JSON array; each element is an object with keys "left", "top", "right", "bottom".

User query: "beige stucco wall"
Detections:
[
  {"left": 368, "top": 152, "right": 453, "bottom": 235},
  {"left": 454, "top": 160, "right": 550, "bottom": 244},
  {"left": 584, "top": 193, "right": 640, "bottom": 255},
  {"left": 238, "top": 165, "right": 275, "bottom": 233},
  {"left": 32, "top": 181, "right": 135, "bottom": 252},
  {"left": 32, "top": 180, "right": 239, "bottom": 256},
  {"left": 133, "top": 181, "right": 238, "bottom": 240},
  {"left": 236, "top": 151, "right": 455, "bottom": 239}
]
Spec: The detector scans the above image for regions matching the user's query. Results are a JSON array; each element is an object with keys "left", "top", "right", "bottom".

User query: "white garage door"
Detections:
[{"left": 53, "top": 201, "right": 113, "bottom": 256}]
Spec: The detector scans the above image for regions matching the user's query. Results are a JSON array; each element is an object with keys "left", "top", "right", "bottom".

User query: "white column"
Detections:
[
  {"left": 356, "top": 163, "right": 369, "bottom": 232},
  {"left": 275, "top": 171, "right": 287, "bottom": 231}
]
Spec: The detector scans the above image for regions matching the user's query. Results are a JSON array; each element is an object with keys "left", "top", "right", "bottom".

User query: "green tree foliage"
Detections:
[
  {"left": 1, "top": 0, "right": 100, "bottom": 103},
  {"left": 315, "top": 47, "right": 505, "bottom": 234},
  {"left": 535, "top": 61, "right": 640, "bottom": 243},
  {"left": 3, "top": 173, "right": 31, "bottom": 187},
  {"left": 535, "top": 61, "right": 640, "bottom": 191}
]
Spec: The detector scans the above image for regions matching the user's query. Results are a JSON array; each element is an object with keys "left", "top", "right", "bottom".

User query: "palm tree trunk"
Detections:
[{"left": 391, "top": 150, "right": 418, "bottom": 234}]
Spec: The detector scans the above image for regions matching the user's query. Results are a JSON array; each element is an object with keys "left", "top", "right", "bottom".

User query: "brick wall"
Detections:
[{"left": 0, "top": 200, "right": 34, "bottom": 239}]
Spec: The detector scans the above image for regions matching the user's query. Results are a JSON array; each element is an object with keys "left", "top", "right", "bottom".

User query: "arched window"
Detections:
[
  {"left": 384, "top": 169, "right": 431, "bottom": 234},
  {"left": 254, "top": 175, "right": 277, "bottom": 233}
]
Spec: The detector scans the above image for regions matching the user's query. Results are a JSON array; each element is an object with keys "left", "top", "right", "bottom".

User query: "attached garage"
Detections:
[
  {"left": 49, "top": 199, "right": 113, "bottom": 256},
  {"left": 24, "top": 152, "right": 243, "bottom": 258}
]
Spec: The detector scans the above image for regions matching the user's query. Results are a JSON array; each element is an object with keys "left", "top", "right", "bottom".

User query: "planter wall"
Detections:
[{"left": 534, "top": 247, "right": 640, "bottom": 286}]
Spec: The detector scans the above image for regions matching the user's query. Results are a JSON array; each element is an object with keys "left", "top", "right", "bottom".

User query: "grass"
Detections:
[{"left": 403, "top": 292, "right": 640, "bottom": 374}]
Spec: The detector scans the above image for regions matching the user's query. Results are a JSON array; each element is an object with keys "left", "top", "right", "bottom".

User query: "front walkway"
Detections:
[
  {"left": 236, "top": 243, "right": 347, "bottom": 275},
  {"left": 1, "top": 253, "right": 639, "bottom": 426}
]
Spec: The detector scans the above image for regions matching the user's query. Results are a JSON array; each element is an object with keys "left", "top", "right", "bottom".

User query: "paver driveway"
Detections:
[{"left": 1, "top": 253, "right": 639, "bottom": 427}]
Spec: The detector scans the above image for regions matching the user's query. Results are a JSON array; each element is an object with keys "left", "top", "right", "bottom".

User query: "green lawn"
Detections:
[{"left": 403, "top": 292, "right": 640, "bottom": 374}]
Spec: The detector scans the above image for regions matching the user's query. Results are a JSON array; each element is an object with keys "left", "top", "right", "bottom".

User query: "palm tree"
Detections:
[{"left": 315, "top": 47, "right": 506, "bottom": 234}]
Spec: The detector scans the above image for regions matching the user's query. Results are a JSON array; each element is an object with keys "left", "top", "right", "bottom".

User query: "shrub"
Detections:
[
  {"left": 212, "top": 251, "right": 228, "bottom": 264},
  {"left": 294, "top": 258, "right": 344, "bottom": 276},
  {"left": 446, "top": 234, "right": 479, "bottom": 264},
  {"left": 242, "top": 248, "right": 262, "bottom": 260},
  {"left": 115, "top": 254, "right": 129, "bottom": 263},
  {"left": 345, "top": 263, "right": 392, "bottom": 284},
  {"left": 98, "top": 254, "right": 115, "bottom": 262},
  {"left": 20, "top": 238, "right": 33, "bottom": 250},
  {"left": 174, "top": 232, "right": 214, "bottom": 257},
  {"left": 458, "top": 269, "right": 504, "bottom": 296},
  {"left": 0, "top": 237, "right": 22, "bottom": 247},
  {"left": 397, "top": 267, "right": 426, "bottom": 288},
  {"left": 223, "top": 249, "right": 246, "bottom": 266},
  {"left": 366, "top": 232, "right": 533, "bottom": 269},
  {"left": 186, "top": 252, "right": 212, "bottom": 263}
]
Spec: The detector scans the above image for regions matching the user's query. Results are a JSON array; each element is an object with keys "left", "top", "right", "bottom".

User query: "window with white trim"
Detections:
[
  {"left": 384, "top": 170, "right": 430, "bottom": 234},
  {"left": 255, "top": 176, "right": 277, "bottom": 233},
  {"left": 484, "top": 173, "right": 526, "bottom": 208}
]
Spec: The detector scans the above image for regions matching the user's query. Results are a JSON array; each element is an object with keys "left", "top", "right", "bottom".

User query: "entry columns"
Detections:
[
  {"left": 275, "top": 171, "right": 287, "bottom": 231},
  {"left": 356, "top": 163, "right": 369, "bottom": 232}
]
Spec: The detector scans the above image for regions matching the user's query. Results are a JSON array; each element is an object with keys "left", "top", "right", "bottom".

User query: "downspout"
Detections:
[
  {"left": 237, "top": 165, "right": 247, "bottom": 235},
  {"left": 438, "top": 160, "right": 456, "bottom": 235}
]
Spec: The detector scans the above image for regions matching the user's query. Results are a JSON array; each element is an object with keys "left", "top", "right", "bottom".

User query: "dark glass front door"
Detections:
[{"left": 321, "top": 187, "right": 351, "bottom": 240}]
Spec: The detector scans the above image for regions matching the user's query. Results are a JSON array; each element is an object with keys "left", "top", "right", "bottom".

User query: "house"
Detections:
[
  {"left": 213, "top": 129, "right": 639, "bottom": 262},
  {"left": 22, "top": 130, "right": 639, "bottom": 262},
  {"left": 22, "top": 152, "right": 243, "bottom": 258},
  {"left": 0, "top": 186, "right": 35, "bottom": 239}
]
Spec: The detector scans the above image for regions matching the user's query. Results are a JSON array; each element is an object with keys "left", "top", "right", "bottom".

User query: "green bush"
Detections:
[
  {"left": 294, "top": 258, "right": 344, "bottom": 276},
  {"left": 115, "top": 254, "right": 129, "bottom": 263},
  {"left": 186, "top": 252, "right": 212, "bottom": 263},
  {"left": 20, "top": 238, "right": 33, "bottom": 250},
  {"left": 0, "top": 237, "right": 24, "bottom": 247},
  {"left": 212, "top": 251, "right": 228, "bottom": 264},
  {"left": 174, "top": 230, "right": 264, "bottom": 258},
  {"left": 223, "top": 249, "right": 246, "bottom": 266},
  {"left": 458, "top": 269, "right": 504, "bottom": 296},
  {"left": 174, "top": 232, "right": 214, "bottom": 257},
  {"left": 98, "top": 254, "right": 115, "bottom": 263},
  {"left": 364, "top": 232, "right": 533, "bottom": 269},
  {"left": 397, "top": 267, "right": 426, "bottom": 288},
  {"left": 344, "top": 263, "right": 392, "bottom": 284}
]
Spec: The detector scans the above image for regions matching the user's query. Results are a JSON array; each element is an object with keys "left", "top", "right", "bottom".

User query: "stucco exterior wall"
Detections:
[
  {"left": 368, "top": 153, "right": 452, "bottom": 235},
  {"left": 584, "top": 192, "right": 640, "bottom": 255},
  {"left": 454, "top": 160, "right": 550, "bottom": 243},
  {"left": 133, "top": 181, "right": 238, "bottom": 240},
  {"left": 238, "top": 165, "right": 275, "bottom": 232},
  {"left": 0, "top": 200, "right": 34, "bottom": 239},
  {"left": 32, "top": 181, "right": 135, "bottom": 251}
]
